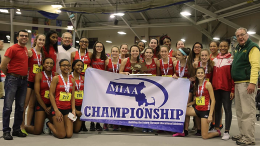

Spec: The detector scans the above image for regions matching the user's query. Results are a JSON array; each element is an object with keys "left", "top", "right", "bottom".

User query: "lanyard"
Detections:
[
  {"left": 169, "top": 48, "right": 172, "bottom": 53},
  {"left": 33, "top": 48, "right": 42, "bottom": 66},
  {"left": 198, "top": 79, "right": 205, "bottom": 98},
  {"left": 162, "top": 58, "right": 170, "bottom": 75},
  {"left": 200, "top": 62, "right": 208, "bottom": 73},
  {"left": 43, "top": 71, "right": 52, "bottom": 88},
  {"left": 71, "top": 72, "right": 81, "bottom": 91},
  {"left": 112, "top": 58, "right": 119, "bottom": 73},
  {"left": 79, "top": 49, "right": 86, "bottom": 62},
  {"left": 60, "top": 74, "right": 70, "bottom": 93},
  {"left": 178, "top": 60, "right": 187, "bottom": 77}
]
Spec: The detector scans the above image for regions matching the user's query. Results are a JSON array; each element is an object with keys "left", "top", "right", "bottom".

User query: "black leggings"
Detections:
[{"left": 214, "top": 90, "right": 232, "bottom": 131}]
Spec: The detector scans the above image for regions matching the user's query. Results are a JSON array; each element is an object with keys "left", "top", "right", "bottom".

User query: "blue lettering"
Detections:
[
  {"left": 101, "top": 107, "right": 109, "bottom": 117},
  {"left": 170, "top": 109, "right": 176, "bottom": 119},
  {"left": 122, "top": 108, "right": 129, "bottom": 118},
  {"left": 136, "top": 108, "right": 143, "bottom": 119},
  {"left": 153, "top": 109, "right": 159, "bottom": 119},
  {"left": 160, "top": 109, "right": 169, "bottom": 119},
  {"left": 176, "top": 109, "right": 183, "bottom": 120},
  {"left": 144, "top": 108, "right": 152, "bottom": 119},
  {"left": 130, "top": 108, "right": 135, "bottom": 118},
  {"left": 110, "top": 107, "right": 121, "bottom": 118},
  {"left": 92, "top": 106, "right": 101, "bottom": 117},
  {"left": 84, "top": 106, "right": 91, "bottom": 117}
]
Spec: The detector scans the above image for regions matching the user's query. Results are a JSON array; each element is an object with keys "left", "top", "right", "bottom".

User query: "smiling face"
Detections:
[
  {"left": 36, "top": 35, "right": 45, "bottom": 48},
  {"left": 210, "top": 42, "right": 219, "bottom": 54},
  {"left": 193, "top": 43, "right": 202, "bottom": 54},
  {"left": 60, "top": 60, "right": 71, "bottom": 74},
  {"left": 219, "top": 41, "right": 229, "bottom": 55},
  {"left": 235, "top": 29, "right": 249, "bottom": 46},
  {"left": 17, "top": 31, "right": 29, "bottom": 45},
  {"left": 149, "top": 39, "right": 158, "bottom": 50},
  {"left": 144, "top": 48, "right": 153, "bottom": 59},
  {"left": 43, "top": 58, "right": 54, "bottom": 71},
  {"left": 50, "top": 33, "right": 58, "bottom": 45},
  {"left": 111, "top": 47, "right": 120, "bottom": 58},
  {"left": 159, "top": 46, "right": 169, "bottom": 59},
  {"left": 176, "top": 41, "right": 185, "bottom": 49},
  {"left": 200, "top": 50, "right": 209, "bottom": 63},
  {"left": 130, "top": 46, "right": 140, "bottom": 59},
  {"left": 138, "top": 42, "right": 145, "bottom": 52},
  {"left": 176, "top": 50, "right": 186, "bottom": 61},
  {"left": 163, "top": 38, "right": 171, "bottom": 48},
  {"left": 196, "top": 68, "right": 205, "bottom": 80},
  {"left": 79, "top": 38, "right": 89, "bottom": 49},
  {"left": 62, "top": 33, "right": 72, "bottom": 46},
  {"left": 73, "top": 61, "right": 83, "bottom": 74},
  {"left": 120, "top": 44, "right": 128, "bottom": 55},
  {"left": 95, "top": 43, "right": 103, "bottom": 53}
]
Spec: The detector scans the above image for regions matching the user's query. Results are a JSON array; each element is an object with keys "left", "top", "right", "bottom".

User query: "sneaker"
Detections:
[
  {"left": 142, "top": 128, "right": 148, "bottom": 133},
  {"left": 113, "top": 125, "right": 119, "bottom": 131},
  {"left": 43, "top": 118, "right": 50, "bottom": 134},
  {"left": 3, "top": 132, "right": 13, "bottom": 140},
  {"left": 236, "top": 139, "right": 255, "bottom": 145},
  {"left": 222, "top": 132, "right": 230, "bottom": 140},
  {"left": 219, "top": 124, "right": 224, "bottom": 130},
  {"left": 232, "top": 135, "right": 242, "bottom": 141},
  {"left": 195, "top": 132, "right": 201, "bottom": 136},
  {"left": 12, "top": 130, "right": 27, "bottom": 137},
  {"left": 172, "top": 133, "right": 185, "bottom": 137},
  {"left": 90, "top": 122, "right": 95, "bottom": 131},
  {"left": 148, "top": 129, "right": 153, "bottom": 133},
  {"left": 103, "top": 124, "right": 109, "bottom": 131},
  {"left": 81, "top": 122, "right": 88, "bottom": 131},
  {"left": 21, "top": 129, "right": 28, "bottom": 136},
  {"left": 208, "top": 129, "right": 217, "bottom": 133},
  {"left": 209, "top": 123, "right": 215, "bottom": 131},
  {"left": 96, "top": 123, "right": 103, "bottom": 131}
]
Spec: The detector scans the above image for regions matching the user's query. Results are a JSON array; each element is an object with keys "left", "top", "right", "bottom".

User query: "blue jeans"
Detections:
[{"left": 2, "top": 75, "right": 27, "bottom": 132}]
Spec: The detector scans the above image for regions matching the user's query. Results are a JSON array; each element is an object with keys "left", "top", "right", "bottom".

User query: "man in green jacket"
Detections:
[{"left": 231, "top": 27, "right": 260, "bottom": 145}]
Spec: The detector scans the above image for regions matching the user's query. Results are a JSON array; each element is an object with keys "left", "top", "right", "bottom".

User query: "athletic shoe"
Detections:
[
  {"left": 142, "top": 128, "right": 148, "bottom": 133},
  {"left": 222, "top": 132, "right": 230, "bottom": 140},
  {"left": 21, "top": 129, "right": 28, "bottom": 136},
  {"left": 3, "top": 132, "right": 13, "bottom": 140},
  {"left": 81, "top": 122, "right": 88, "bottom": 131},
  {"left": 216, "top": 130, "right": 221, "bottom": 137},
  {"left": 113, "top": 125, "right": 119, "bottom": 131},
  {"left": 172, "top": 133, "right": 185, "bottom": 137},
  {"left": 12, "top": 130, "right": 27, "bottom": 137},
  {"left": 236, "top": 139, "right": 255, "bottom": 145},
  {"left": 219, "top": 124, "right": 224, "bottom": 130},
  {"left": 90, "top": 122, "right": 95, "bottom": 131},
  {"left": 195, "top": 132, "right": 201, "bottom": 136},
  {"left": 96, "top": 123, "right": 103, "bottom": 131},
  {"left": 43, "top": 118, "right": 50, "bottom": 134},
  {"left": 209, "top": 123, "right": 215, "bottom": 131},
  {"left": 208, "top": 129, "right": 217, "bottom": 133},
  {"left": 148, "top": 129, "right": 153, "bottom": 133},
  {"left": 103, "top": 124, "right": 109, "bottom": 131},
  {"left": 232, "top": 135, "right": 242, "bottom": 141}
]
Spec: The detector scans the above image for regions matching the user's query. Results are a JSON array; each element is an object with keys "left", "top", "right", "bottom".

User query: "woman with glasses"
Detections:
[
  {"left": 47, "top": 59, "right": 76, "bottom": 139},
  {"left": 71, "top": 37, "right": 92, "bottom": 76}
]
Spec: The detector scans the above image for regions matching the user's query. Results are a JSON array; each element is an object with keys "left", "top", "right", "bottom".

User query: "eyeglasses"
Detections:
[
  {"left": 63, "top": 37, "right": 72, "bottom": 40},
  {"left": 96, "top": 46, "right": 103, "bottom": 48},
  {"left": 20, "top": 35, "right": 28, "bottom": 38},
  {"left": 60, "top": 64, "right": 71, "bottom": 67},
  {"left": 80, "top": 41, "right": 89, "bottom": 44},
  {"left": 194, "top": 46, "right": 201, "bottom": 49},
  {"left": 236, "top": 33, "right": 247, "bottom": 38}
]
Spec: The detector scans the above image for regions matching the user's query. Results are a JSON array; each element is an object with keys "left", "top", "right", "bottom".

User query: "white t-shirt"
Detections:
[{"left": 56, "top": 45, "right": 77, "bottom": 74}]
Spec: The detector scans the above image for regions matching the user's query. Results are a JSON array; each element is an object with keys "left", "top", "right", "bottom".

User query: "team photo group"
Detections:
[{"left": 1, "top": 27, "right": 259, "bottom": 145}]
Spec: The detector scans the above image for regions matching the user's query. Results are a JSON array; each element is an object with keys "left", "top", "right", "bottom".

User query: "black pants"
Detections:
[{"left": 214, "top": 90, "right": 232, "bottom": 131}]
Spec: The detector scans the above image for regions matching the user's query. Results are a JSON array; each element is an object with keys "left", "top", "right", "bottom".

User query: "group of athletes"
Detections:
[{"left": 4, "top": 29, "right": 241, "bottom": 141}]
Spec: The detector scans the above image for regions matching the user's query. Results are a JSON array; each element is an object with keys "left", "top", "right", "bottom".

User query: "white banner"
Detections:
[{"left": 81, "top": 68, "right": 190, "bottom": 132}]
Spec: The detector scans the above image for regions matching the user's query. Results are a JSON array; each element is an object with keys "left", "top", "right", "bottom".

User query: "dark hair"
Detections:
[
  {"left": 59, "top": 59, "right": 69, "bottom": 66},
  {"left": 92, "top": 41, "right": 107, "bottom": 61},
  {"left": 177, "top": 47, "right": 190, "bottom": 57},
  {"left": 209, "top": 41, "right": 220, "bottom": 47},
  {"left": 193, "top": 67, "right": 206, "bottom": 96},
  {"left": 137, "top": 41, "right": 145, "bottom": 48},
  {"left": 144, "top": 47, "right": 154, "bottom": 54},
  {"left": 72, "top": 59, "right": 84, "bottom": 72},
  {"left": 187, "top": 42, "right": 203, "bottom": 77},
  {"left": 17, "top": 30, "right": 29, "bottom": 37},
  {"left": 42, "top": 57, "right": 54, "bottom": 71},
  {"left": 44, "top": 30, "right": 58, "bottom": 54},
  {"left": 200, "top": 49, "right": 214, "bottom": 73},
  {"left": 129, "top": 45, "right": 141, "bottom": 63},
  {"left": 220, "top": 39, "right": 231, "bottom": 46},
  {"left": 176, "top": 40, "right": 185, "bottom": 47},
  {"left": 159, "top": 34, "right": 171, "bottom": 45},
  {"left": 79, "top": 37, "right": 89, "bottom": 50},
  {"left": 149, "top": 38, "right": 160, "bottom": 57}
]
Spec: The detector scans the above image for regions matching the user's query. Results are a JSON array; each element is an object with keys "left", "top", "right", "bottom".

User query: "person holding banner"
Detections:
[
  {"left": 25, "top": 58, "right": 56, "bottom": 135},
  {"left": 70, "top": 60, "right": 85, "bottom": 133},
  {"left": 119, "top": 44, "right": 128, "bottom": 59},
  {"left": 180, "top": 67, "right": 221, "bottom": 139},
  {"left": 143, "top": 47, "right": 157, "bottom": 76},
  {"left": 156, "top": 45, "right": 175, "bottom": 77},
  {"left": 149, "top": 38, "right": 159, "bottom": 59},
  {"left": 47, "top": 59, "right": 76, "bottom": 139},
  {"left": 90, "top": 41, "right": 107, "bottom": 131},
  {"left": 105, "top": 46, "right": 121, "bottom": 74},
  {"left": 21, "top": 34, "right": 46, "bottom": 135},
  {"left": 71, "top": 37, "right": 92, "bottom": 76}
]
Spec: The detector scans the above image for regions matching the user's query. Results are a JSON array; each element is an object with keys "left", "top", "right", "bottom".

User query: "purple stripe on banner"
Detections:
[{"left": 80, "top": 118, "right": 184, "bottom": 133}]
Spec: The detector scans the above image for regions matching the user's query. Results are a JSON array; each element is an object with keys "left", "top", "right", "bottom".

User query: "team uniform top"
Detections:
[
  {"left": 91, "top": 58, "right": 105, "bottom": 70},
  {"left": 106, "top": 58, "right": 121, "bottom": 73},
  {"left": 40, "top": 71, "right": 55, "bottom": 105},
  {"left": 209, "top": 54, "right": 216, "bottom": 61},
  {"left": 175, "top": 60, "right": 189, "bottom": 78},
  {"left": 195, "top": 81, "right": 210, "bottom": 111},
  {"left": 74, "top": 51, "right": 91, "bottom": 76},
  {"left": 153, "top": 49, "right": 158, "bottom": 59},
  {"left": 159, "top": 58, "right": 174, "bottom": 76},
  {"left": 198, "top": 62, "right": 212, "bottom": 81},
  {"left": 145, "top": 59, "right": 157, "bottom": 75},
  {"left": 43, "top": 46, "right": 57, "bottom": 72},
  {"left": 55, "top": 75, "right": 73, "bottom": 110},
  {"left": 5, "top": 44, "right": 28, "bottom": 76},
  {"left": 69, "top": 74, "right": 84, "bottom": 106},
  {"left": 123, "top": 57, "right": 139, "bottom": 74},
  {"left": 168, "top": 49, "right": 173, "bottom": 57},
  {"left": 28, "top": 49, "right": 42, "bottom": 82}
]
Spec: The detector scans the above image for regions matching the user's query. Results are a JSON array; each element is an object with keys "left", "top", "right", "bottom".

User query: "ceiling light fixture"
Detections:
[
  {"left": 0, "top": 9, "right": 9, "bottom": 13},
  {"left": 56, "top": 10, "right": 61, "bottom": 13},
  {"left": 248, "top": 31, "right": 256, "bottom": 34},
  {"left": 51, "top": 5, "right": 62, "bottom": 8},
  {"left": 213, "top": 37, "right": 220, "bottom": 40},
  {"left": 17, "top": 9, "right": 20, "bottom": 11},
  {"left": 26, "top": 30, "right": 31, "bottom": 33},
  {"left": 106, "top": 40, "right": 112, "bottom": 43},
  {"left": 16, "top": 11, "right": 21, "bottom": 14},
  {"left": 76, "top": 41, "right": 79, "bottom": 43},
  {"left": 118, "top": 31, "right": 126, "bottom": 35},
  {"left": 67, "top": 26, "right": 73, "bottom": 30},
  {"left": 180, "top": 11, "right": 191, "bottom": 16},
  {"left": 181, "top": 39, "right": 186, "bottom": 42},
  {"left": 141, "top": 40, "right": 147, "bottom": 43},
  {"left": 110, "top": 13, "right": 125, "bottom": 18}
]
